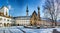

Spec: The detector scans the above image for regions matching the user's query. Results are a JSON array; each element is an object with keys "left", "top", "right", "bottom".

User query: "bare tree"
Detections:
[{"left": 43, "top": 0, "right": 60, "bottom": 26}]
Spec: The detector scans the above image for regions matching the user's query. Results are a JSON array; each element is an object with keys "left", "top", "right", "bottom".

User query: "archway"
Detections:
[
  {"left": 18, "top": 24, "right": 19, "bottom": 26},
  {"left": 4, "top": 23, "right": 6, "bottom": 27},
  {"left": 7, "top": 23, "right": 10, "bottom": 27}
]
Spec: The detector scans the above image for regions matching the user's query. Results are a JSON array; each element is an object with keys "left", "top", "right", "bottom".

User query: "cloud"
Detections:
[
  {"left": 7, "top": 5, "right": 14, "bottom": 10},
  {"left": 8, "top": 5, "right": 11, "bottom": 10},
  {"left": 6, "top": 0, "right": 11, "bottom": 10},
  {"left": 7, "top": 5, "right": 14, "bottom": 16}
]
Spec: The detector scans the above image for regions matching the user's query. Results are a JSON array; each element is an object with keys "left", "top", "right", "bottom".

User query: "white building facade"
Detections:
[
  {"left": 0, "top": 6, "right": 9, "bottom": 16},
  {"left": 0, "top": 16, "right": 12, "bottom": 27},
  {"left": 14, "top": 16, "right": 31, "bottom": 26},
  {"left": 0, "top": 6, "right": 13, "bottom": 27}
]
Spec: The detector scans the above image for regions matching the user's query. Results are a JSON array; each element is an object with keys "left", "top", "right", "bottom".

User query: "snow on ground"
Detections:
[{"left": 0, "top": 26, "right": 60, "bottom": 33}]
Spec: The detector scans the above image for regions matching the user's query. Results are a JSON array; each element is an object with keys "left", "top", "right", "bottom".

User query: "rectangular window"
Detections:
[{"left": 7, "top": 19, "right": 9, "bottom": 21}]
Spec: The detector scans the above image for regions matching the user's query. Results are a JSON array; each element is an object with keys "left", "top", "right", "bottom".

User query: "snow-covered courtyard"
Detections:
[{"left": 0, "top": 26, "right": 60, "bottom": 33}]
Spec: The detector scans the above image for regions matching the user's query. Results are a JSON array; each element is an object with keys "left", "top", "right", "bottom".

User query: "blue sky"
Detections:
[{"left": 0, "top": 0, "right": 45, "bottom": 17}]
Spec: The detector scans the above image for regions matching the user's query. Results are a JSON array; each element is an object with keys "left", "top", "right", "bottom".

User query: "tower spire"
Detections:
[
  {"left": 37, "top": 6, "right": 41, "bottom": 21},
  {"left": 26, "top": 5, "right": 29, "bottom": 16}
]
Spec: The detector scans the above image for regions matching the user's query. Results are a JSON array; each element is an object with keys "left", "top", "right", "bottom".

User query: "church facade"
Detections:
[{"left": 30, "top": 6, "right": 52, "bottom": 26}]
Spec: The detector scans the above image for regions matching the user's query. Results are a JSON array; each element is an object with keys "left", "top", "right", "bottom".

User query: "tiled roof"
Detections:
[
  {"left": 13, "top": 16, "right": 31, "bottom": 20},
  {"left": 32, "top": 11, "right": 37, "bottom": 16},
  {"left": 0, "top": 12, "right": 11, "bottom": 18}
]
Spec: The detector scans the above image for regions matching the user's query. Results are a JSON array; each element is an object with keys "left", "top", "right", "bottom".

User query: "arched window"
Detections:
[
  {"left": 7, "top": 23, "right": 10, "bottom": 26},
  {"left": 0, "top": 18, "right": 2, "bottom": 21}
]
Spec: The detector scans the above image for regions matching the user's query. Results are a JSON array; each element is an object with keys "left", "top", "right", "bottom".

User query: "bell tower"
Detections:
[
  {"left": 37, "top": 6, "right": 41, "bottom": 21},
  {"left": 26, "top": 5, "right": 29, "bottom": 16}
]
